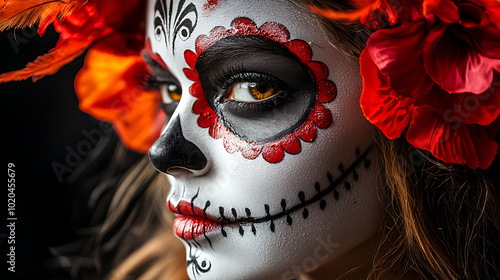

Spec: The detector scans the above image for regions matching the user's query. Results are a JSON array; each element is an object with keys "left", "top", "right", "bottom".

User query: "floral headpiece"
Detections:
[{"left": 1, "top": 0, "right": 499, "bottom": 169}]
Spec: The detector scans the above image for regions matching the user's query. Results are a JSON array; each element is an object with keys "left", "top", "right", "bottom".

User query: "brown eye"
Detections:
[
  {"left": 161, "top": 83, "right": 182, "bottom": 103},
  {"left": 226, "top": 81, "right": 278, "bottom": 102}
]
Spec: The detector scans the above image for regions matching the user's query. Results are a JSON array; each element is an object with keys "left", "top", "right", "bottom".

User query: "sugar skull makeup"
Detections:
[{"left": 146, "top": 0, "right": 385, "bottom": 279}]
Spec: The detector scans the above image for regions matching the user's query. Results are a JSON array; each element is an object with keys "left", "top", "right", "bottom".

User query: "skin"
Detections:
[{"left": 146, "top": 0, "right": 386, "bottom": 279}]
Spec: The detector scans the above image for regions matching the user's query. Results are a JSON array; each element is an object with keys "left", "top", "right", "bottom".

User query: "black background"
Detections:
[{"left": 0, "top": 26, "right": 103, "bottom": 280}]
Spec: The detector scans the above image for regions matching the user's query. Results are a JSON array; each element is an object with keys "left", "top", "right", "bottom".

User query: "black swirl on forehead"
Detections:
[{"left": 154, "top": 0, "right": 198, "bottom": 54}]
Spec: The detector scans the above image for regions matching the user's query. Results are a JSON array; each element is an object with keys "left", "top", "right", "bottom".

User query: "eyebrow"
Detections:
[{"left": 195, "top": 35, "right": 298, "bottom": 69}]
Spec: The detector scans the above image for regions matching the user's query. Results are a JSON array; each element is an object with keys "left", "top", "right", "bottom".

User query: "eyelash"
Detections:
[
  {"left": 140, "top": 73, "right": 164, "bottom": 91},
  {"left": 140, "top": 73, "right": 182, "bottom": 115},
  {"left": 213, "top": 66, "right": 290, "bottom": 109}
]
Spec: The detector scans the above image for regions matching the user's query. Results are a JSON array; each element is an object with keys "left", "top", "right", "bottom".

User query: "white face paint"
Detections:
[{"left": 146, "top": 0, "right": 385, "bottom": 279}]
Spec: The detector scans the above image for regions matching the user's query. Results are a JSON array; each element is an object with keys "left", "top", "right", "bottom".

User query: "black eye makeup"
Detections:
[
  {"left": 195, "top": 35, "right": 317, "bottom": 143},
  {"left": 142, "top": 51, "right": 182, "bottom": 115}
]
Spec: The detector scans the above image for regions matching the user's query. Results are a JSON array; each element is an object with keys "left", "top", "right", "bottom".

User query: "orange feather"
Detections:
[
  {"left": 0, "top": 0, "right": 92, "bottom": 33},
  {"left": 308, "top": 0, "right": 381, "bottom": 22},
  {"left": 0, "top": 37, "right": 91, "bottom": 83}
]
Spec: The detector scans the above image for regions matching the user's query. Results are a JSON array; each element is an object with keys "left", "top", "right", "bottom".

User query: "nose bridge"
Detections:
[{"left": 149, "top": 115, "right": 208, "bottom": 174}]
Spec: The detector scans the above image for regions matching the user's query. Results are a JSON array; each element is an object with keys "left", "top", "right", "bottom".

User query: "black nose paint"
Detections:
[{"left": 149, "top": 116, "right": 207, "bottom": 173}]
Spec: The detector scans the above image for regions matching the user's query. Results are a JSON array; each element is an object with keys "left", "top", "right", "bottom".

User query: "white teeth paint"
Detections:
[{"left": 146, "top": 1, "right": 385, "bottom": 279}]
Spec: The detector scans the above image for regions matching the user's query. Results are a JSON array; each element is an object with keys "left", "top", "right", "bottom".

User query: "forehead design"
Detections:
[
  {"left": 183, "top": 17, "right": 337, "bottom": 163},
  {"left": 203, "top": 0, "right": 220, "bottom": 11},
  {"left": 153, "top": 0, "right": 198, "bottom": 54}
]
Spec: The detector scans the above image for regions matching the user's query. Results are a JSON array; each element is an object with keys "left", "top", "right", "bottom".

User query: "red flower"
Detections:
[
  {"left": 183, "top": 17, "right": 337, "bottom": 163},
  {"left": 360, "top": 0, "right": 500, "bottom": 169}
]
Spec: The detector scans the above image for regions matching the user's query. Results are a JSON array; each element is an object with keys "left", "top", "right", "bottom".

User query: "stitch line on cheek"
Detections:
[
  {"left": 185, "top": 145, "right": 372, "bottom": 240},
  {"left": 183, "top": 17, "right": 337, "bottom": 163}
]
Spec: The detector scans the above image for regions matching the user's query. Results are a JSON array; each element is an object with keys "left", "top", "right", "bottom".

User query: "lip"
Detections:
[{"left": 168, "top": 200, "right": 222, "bottom": 240}]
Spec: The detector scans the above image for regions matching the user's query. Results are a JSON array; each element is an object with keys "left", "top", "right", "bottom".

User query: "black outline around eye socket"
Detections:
[
  {"left": 142, "top": 52, "right": 182, "bottom": 115},
  {"left": 194, "top": 35, "right": 317, "bottom": 143}
]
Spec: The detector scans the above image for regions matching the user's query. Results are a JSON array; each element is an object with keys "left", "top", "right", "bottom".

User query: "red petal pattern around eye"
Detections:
[
  {"left": 241, "top": 145, "right": 263, "bottom": 160},
  {"left": 286, "top": 40, "right": 312, "bottom": 61},
  {"left": 183, "top": 68, "right": 199, "bottom": 82},
  {"left": 262, "top": 144, "right": 286, "bottom": 163},
  {"left": 306, "top": 61, "right": 328, "bottom": 80},
  {"left": 184, "top": 49, "right": 198, "bottom": 69},
  {"left": 317, "top": 80, "right": 337, "bottom": 103},
  {"left": 299, "top": 122, "right": 318, "bottom": 142},
  {"left": 311, "top": 104, "right": 333, "bottom": 129},
  {"left": 184, "top": 17, "right": 336, "bottom": 163},
  {"left": 281, "top": 137, "right": 302, "bottom": 154}
]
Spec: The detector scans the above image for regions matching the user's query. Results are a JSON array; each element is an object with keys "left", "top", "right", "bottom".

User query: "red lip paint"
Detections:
[{"left": 168, "top": 200, "right": 221, "bottom": 240}]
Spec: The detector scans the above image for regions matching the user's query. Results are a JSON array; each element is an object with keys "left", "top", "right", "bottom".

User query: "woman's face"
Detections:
[{"left": 146, "top": 0, "right": 384, "bottom": 279}]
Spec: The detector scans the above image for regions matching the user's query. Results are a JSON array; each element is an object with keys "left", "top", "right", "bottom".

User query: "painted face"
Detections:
[{"left": 146, "top": 0, "right": 385, "bottom": 279}]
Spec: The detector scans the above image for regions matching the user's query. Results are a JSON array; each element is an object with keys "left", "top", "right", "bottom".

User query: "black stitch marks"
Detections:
[
  {"left": 211, "top": 146, "right": 373, "bottom": 237},
  {"left": 154, "top": 0, "right": 198, "bottom": 54}
]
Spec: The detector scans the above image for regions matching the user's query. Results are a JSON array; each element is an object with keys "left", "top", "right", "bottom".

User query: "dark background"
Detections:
[{"left": 0, "top": 26, "right": 107, "bottom": 280}]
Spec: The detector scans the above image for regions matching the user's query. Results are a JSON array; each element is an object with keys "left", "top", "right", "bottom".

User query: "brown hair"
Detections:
[
  {"left": 373, "top": 133, "right": 500, "bottom": 279},
  {"left": 303, "top": 0, "right": 500, "bottom": 278}
]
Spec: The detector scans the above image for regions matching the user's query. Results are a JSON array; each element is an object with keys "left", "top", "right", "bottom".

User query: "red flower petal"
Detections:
[
  {"left": 423, "top": 0, "right": 460, "bottom": 23},
  {"left": 298, "top": 122, "right": 318, "bottom": 142},
  {"left": 306, "top": 61, "right": 328, "bottom": 80},
  {"left": 192, "top": 98, "right": 209, "bottom": 114},
  {"left": 360, "top": 49, "right": 414, "bottom": 139},
  {"left": 231, "top": 17, "right": 259, "bottom": 34},
  {"left": 241, "top": 144, "right": 263, "bottom": 160},
  {"left": 286, "top": 40, "right": 312, "bottom": 62},
  {"left": 280, "top": 137, "right": 301, "bottom": 154},
  {"left": 195, "top": 34, "right": 211, "bottom": 54},
  {"left": 223, "top": 136, "right": 238, "bottom": 154},
  {"left": 422, "top": 77, "right": 500, "bottom": 125},
  {"left": 317, "top": 80, "right": 337, "bottom": 103},
  {"left": 183, "top": 68, "right": 199, "bottom": 81},
  {"left": 259, "top": 22, "right": 289, "bottom": 43},
  {"left": 310, "top": 104, "right": 333, "bottom": 129},
  {"left": 262, "top": 144, "right": 285, "bottom": 163},
  {"left": 184, "top": 50, "right": 197, "bottom": 69},
  {"left": 406, "top": 107, "right": 498, "bottom": 169},
  {"left": 424, "top": 20, "right": 495, "bottom": 94},
  {"left": 367, "top": 20, "right": 434, "bottom": 98},
  {"left": 197, "top": 110, "right": 215, "bottom": 128},
  {"left": 189, "top": 82, "right": 205, "bottom": 98},
  {"left": 208, "top": 121, "right": 226, "bottom": 139}
]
